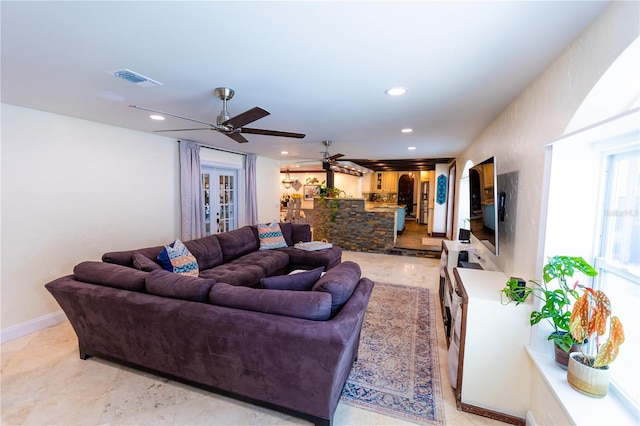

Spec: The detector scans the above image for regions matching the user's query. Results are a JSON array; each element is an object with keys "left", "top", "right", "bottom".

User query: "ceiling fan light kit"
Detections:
[{"left": 130, "top": 87, "right": 305, "bottom": 144}]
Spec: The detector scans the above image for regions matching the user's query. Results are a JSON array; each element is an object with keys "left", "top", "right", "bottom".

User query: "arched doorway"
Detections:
[{"left": 398, "top": 174, "right": 415, "bottom": 216}]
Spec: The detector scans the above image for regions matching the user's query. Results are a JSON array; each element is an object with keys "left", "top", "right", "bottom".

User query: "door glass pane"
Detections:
[
  {"left": 202, "top": 167, "right": 237, "bottom": 235},
  {"left": 202, "top": 173, "right": 211, "bottom": 236}
]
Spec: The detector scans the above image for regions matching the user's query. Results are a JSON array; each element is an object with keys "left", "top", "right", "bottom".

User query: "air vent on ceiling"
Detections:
[{"left": 109, "top": 69, "right": 163, "bottom": 87}]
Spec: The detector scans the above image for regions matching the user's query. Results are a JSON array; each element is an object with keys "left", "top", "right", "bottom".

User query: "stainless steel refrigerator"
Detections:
[{"left": 419, "top": 182, "right": 429, "bottom": 224}]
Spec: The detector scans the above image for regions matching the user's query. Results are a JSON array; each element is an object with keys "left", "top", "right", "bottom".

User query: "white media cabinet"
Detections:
[{"left": 440, "top": 240, "right": 532, "bottom": 425}]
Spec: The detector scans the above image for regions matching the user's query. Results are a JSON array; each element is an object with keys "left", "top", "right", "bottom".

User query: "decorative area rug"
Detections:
[{"left": 340, "top": 283, "right": 445, "bottom": 425}]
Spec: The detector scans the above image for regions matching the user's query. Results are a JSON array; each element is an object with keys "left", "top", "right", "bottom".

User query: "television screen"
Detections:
[{"left": 469, "top": 157, "right": 498, "bottom": 254}]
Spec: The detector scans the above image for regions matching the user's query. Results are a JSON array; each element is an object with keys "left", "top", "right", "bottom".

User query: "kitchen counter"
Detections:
[{"left": 365, "top": 203, "right": 406, "bottom": 232}]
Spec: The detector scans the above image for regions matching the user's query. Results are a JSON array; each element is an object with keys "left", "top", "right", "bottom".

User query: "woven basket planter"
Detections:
[{"left": 567, "top": 352, "right": 610, "bottom": 398}]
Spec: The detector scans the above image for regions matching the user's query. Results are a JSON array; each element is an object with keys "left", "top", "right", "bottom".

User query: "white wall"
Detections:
[
  {"left": 333, "top": 173, "right": 361, "bottom": 198},
  {"left": 1, "top": 104, "right": 181, "bottom": 329},
  {"left": 255, "top": 156, "right": 281, "bottom": 224},
  {"left": 0, "top": 104, "right": 283, "bottom": 334}
]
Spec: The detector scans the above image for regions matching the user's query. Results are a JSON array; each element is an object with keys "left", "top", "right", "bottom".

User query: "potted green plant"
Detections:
[
  {"left": 501, "top": 255, "right": 598, "bottom": 368},
  {"left": 567, "top": 287, "right": 625, "bottom": 397}
]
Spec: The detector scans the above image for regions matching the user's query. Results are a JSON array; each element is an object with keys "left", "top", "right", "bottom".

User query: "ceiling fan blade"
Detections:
[
  {"left": 222, "top": 107, "right": 270, "bottom": 128},
  {"left": 329, "top": 153, "right": 345, "bottom": 161},
  {"left": 153, "top": 128, "right": 213, "bottom": 132},
  {"left": 225, "top": 132, "right": 249, "bottom": 144},
  {"left": 130, "top": 105, "right": 215, "bottom": 127},
  {"left": 241, "top": 127, "right": 306, "bottom": 139}
]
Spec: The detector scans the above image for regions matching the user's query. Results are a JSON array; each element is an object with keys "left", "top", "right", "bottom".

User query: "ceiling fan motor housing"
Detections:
[{"left": 215, "top": 87, "right": 234, "bottom": 126}]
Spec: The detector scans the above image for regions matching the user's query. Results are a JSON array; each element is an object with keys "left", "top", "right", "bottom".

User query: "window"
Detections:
[
  {"left": 542, "top": 109, "right": 639, "bottom": 413},
  {"left": 594, "top": 148, "right": 639, "bottom": 407}
]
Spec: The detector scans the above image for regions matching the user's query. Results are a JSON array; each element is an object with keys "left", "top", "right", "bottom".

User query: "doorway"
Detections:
[
  {"left": 398, "top": 174, "right": 415, "bottom": 215},
  {"left": 202, "top": 167, "right": 238, "bottom": 235}
]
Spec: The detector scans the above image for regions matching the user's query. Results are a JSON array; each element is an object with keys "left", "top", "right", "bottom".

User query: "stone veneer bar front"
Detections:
[{"left": 310, "top": 198, "right": 396, "bottom": 253}]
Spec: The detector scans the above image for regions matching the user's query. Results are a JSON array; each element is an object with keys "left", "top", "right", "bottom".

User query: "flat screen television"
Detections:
[{"left": 468, "top": 156, "right": 499, "bottom": 255}]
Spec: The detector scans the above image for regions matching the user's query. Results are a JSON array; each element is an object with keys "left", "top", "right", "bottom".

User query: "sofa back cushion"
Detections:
[
  {"left": 209, "top": 283, "right": 331, "bottom": 321},
  {"left": 216, "top": 226, "right": 260, "bottom": 262},
  {"left": 103, "top": 245, "right": 164, "bottom": 268},
  {"left": 132, "top": 252, "right": 162, "bottom": 272},
  {"left": 183, "top": 235, "right": 224, "bottom": 270},
  {"left": 74, "top": 261, "right": 148, "bottom": 292},
  {"left": 312, "top": 261, "right": 361, "bottom": 316},
  {"left": 291, "top": 223, "right": 312, "bottom": 244},
  {"left": 278, "top": 222, "right": 293, "bottom": 246},
  {"left": 145, "top": 270, "right": 216, "bottom": 303}
]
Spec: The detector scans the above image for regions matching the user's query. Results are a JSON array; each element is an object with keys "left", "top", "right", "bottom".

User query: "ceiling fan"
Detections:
[
  {"left": 297, "top": 140, "right": 344, "bottom": 170},
  {"left": 130, "top": 87, "right": 305, "bottom": 143}
]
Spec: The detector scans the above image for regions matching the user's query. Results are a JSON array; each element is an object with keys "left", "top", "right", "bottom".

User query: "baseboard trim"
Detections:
[
  {"left": 526, "top": 410, "right": 537, "bottom": 426},
  {"left": 1, "top": 310, "right": 67, "bottom": 344}
]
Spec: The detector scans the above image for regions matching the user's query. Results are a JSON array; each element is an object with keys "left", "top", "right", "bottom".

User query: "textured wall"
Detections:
[{"left": 455, "top": 1, "right": 639, "bottom": 280}]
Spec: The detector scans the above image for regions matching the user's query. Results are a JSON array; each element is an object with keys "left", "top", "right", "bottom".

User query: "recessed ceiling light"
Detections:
[
  {"left": 408, "top": 146, "right": 417, "bottom": 150},
  {"left": 150, "top": 114, "right": 165, "bottom": 121},
  {"left": 281, "top": 151, "right": 289, "bottom": 155},
  {"left": 401, "top": 128, "right": 413, "bottom": 133},
  {"left": 385, "top": 87, "right": 407, "bottom": 96}
]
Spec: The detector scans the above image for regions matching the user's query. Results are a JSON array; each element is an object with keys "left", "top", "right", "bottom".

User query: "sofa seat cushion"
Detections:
[
  {"left": 260, "top": 267, "right": 324, "bottom": 291},
  {"left": 278, "top": 246, "right": 343, "bottom": 270},
  {"left": 216, "top": 226, "right": 260, "bottom": 262},
  {"left": 183, "top": 235, "right": 224, "bottom": 270},
  {"left": 74, "top": 261, "right": 148, "bottom": 292},
  {"left": 199, "top": 263, "right": 266, "bottom": 287},
  {"left": 229, "top": 250, "right": 290, "bottom": 276},
  {"left": 209, "top": 283, "right": 332, "bottom": 321},
  {"left": 145, "top": 270, "right": 216, "bottom": 303},
  {"left": 312, "top": 261, "right": 361, "bottom": 316}
]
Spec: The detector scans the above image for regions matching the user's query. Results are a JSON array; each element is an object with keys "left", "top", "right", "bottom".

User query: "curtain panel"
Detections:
[
  {"left": 179, "top": 141, "right": 206, "bottom": 241},
  {"left": 245, "top": 154, "right": 258, "bottom": 225}
]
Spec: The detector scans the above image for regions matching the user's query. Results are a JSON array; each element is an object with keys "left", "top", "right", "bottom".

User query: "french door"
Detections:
[{"left": 202, "top": 167, "right": 237, "bottom": 235}]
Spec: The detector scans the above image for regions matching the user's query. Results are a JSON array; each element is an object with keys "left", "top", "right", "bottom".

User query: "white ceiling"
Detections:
[{"left": 1, "top": 1, "right": 609, "bottom": 167}]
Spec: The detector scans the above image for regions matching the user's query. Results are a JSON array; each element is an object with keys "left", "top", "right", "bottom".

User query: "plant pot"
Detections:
[
  {"left": 567, "top": 352, "right": 610, "bottom": 398},
  {"left": 551, "top": 331, "right": 583, "bottom": 369},
  {"left": 553, "top": 340, "right": 582, "bottom": 370}
]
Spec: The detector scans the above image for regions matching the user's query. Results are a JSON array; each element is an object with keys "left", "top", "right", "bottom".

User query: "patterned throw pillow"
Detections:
[
  {"left": 257, "top": 222, "right": 288, "bottom": 250},
  {"left": 156, "top": 239, "right": 199, "bottom": 276}
]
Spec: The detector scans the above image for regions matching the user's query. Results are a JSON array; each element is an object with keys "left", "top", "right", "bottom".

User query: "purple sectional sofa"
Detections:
[{"left": 44, "top": 223, "right": 373, "bottom": 426}]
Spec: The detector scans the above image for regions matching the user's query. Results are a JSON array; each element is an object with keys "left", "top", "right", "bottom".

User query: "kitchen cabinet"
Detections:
[
  {"left": 370, "top": 172, "right": 399, "bottom": 193},
  {"left": 440, "top": 240, "right": 532, "bottom": 425},
  {"left": 380, "top": 172, "right": 398, "bottom": 192},
  {"left": 483, "top": 162, "right": 494, "bottom": 189}
]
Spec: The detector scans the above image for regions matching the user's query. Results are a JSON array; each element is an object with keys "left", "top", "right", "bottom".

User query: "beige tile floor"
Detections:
[{"left": 1, "top": 251, "right": 506, "bottom": 425}]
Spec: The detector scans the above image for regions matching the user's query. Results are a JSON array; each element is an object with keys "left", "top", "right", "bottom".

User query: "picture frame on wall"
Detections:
[{"left": 303, "top": 185, "right": 319, "bottom": 200}]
